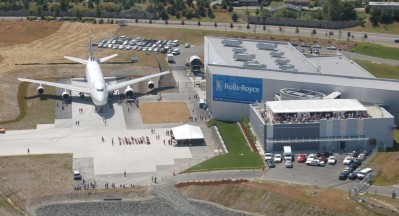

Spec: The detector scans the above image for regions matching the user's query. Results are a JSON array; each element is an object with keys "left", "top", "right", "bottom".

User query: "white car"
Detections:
[
  {"left": 308, "top": 159, "right": 319, "bottom": 166},
  {"left": 327, "top": 156, "right": 336, "bottom": 165},
  {"left": 274, "top": 154, "right": 282, "bottom": 163},
  {"left": 73, "top": 170, "right": 82, "bottom": 180},
  {"left": 327, "top": 46, "right": 337, "bottom": 50},
  {"left": 306, "top": 154, "right": 316, "bottom": 164},
  {"left": 343, "top": 156, "right": 353, "bottom": 165},
  {"left": 184, "top": 43, "right": 191, "bottom": 48},
  {"left": 285, "top": 159, "right": 293, "bottom": 168},
  {"left": 265, "top": 152, "right": 273, "bottom": 161}
]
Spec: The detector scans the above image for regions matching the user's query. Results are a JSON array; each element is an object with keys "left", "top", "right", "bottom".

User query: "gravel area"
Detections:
[{"left": 36, "top": 185, "right": 250, "bottom": 216}]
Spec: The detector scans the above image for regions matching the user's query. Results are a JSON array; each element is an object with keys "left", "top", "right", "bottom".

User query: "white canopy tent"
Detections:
[{"left": 172, "top": 124, "right": 204, "bottom": 145}]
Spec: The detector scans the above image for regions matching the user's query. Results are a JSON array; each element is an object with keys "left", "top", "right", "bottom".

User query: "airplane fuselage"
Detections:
[{"left": 86, "top": 60, "right": 108, "bottom": 106}]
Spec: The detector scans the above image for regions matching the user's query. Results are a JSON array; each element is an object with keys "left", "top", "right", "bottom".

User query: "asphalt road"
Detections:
[
  {"left": 122, "top": 19, "right": 399, "bottom": 47},
  {"left": 1, "top": 16, "right": 398, "bottom": 47}
]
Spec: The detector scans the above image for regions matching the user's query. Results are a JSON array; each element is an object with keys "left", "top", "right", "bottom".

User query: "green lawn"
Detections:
[
  {"left": 351, "top": 43, "right": 399, "bottom": 61},
  {"left": 0, "top": 82, "right": 56, "bottom": 130},
  {"left": 182, "top": 120, "right": 264, "bottom": 173},
  {"left": 348, "top": 18, "right": 399, "bottom": 35},
  {"left": 368, "top": 131, "right": 399, "bottom": 186},
  {"left": 354, "top": 59, "right": 399, "bottom": 79}
]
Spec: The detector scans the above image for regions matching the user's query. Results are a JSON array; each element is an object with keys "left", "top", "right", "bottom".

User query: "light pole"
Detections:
[{"left": 339, "top": 13, "right": 344, "bottom": 40}]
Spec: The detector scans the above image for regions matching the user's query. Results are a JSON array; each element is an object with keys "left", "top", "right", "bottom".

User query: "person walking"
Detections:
[{"left": 27, "top": 148, "right": 30, "bottom": 154}]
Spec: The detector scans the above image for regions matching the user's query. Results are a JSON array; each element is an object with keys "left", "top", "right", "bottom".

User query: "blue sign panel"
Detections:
[{"left": 213, "top": 75, "right": 262, "bottom": 104}]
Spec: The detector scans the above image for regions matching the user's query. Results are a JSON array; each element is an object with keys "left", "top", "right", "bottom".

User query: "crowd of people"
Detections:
[
  {"left": 272, "top": 111, "right": 371, "bottom": 124},
  {"left": 259, "top": 108, "right": 371, "bottom": 124}
]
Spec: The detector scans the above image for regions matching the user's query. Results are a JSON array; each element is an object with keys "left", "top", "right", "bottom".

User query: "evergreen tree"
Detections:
[
  {"left": 232, "top": 13, "right": 238, "bottom": 22},
  {"left": 95, "top": 5, "right": 101, "bottom": 17}
]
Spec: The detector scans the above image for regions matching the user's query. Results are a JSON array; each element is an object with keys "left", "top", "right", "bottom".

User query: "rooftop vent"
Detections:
[
  {"left": 222, "top": 38, "right": 242, "bottom": 47},
  {"left": 233, "top": 53, "right": 256, "bottom": 61},
  {"left": 243, "top": 61, "right": 267, "bottom": 68},
  {"left": 270, "top": 51, "right": 284, "bottom": 58},
  {"left": 275, "top": 58, "right": 290, "bottom": 65},
  {"left": 256, "top": 43, "right": 277, "bottom": 50},
  {"left": 279, "top": 64, "right": 295, "bottom": 70},
  {"left": 233, "top": 47, "right": 247, "bottom": 53}
]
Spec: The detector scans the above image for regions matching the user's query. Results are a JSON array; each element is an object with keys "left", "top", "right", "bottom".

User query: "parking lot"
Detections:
[
  {"left": 264, "top": 153, "right": 372, "bottom": 189},
  {"left": 97, "top": 35, "right": 191, "bottom": 55}
]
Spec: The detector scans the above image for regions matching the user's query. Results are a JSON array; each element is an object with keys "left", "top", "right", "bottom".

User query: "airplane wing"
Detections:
[
  {"left": 107, "top": 71, "right": 170, "bottom": 92},
  {"left": 18, "top": 78, "right": 91, "bottom": 94}
]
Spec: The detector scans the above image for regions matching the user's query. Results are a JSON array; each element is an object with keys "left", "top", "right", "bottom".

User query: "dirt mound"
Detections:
[
  {"left": 0, "top": 154, "right": 73, "bottom": 214},
  {"left": 179, "top": 181, "right": 375, "bottom": 216}
]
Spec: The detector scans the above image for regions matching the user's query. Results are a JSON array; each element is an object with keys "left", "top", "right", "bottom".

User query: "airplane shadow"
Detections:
[
  {"left": 24, "top": 94, "right": 117, "bottom": 118},
  {"left": 147, "top": 86, "right": 176, "bottom": 95}
]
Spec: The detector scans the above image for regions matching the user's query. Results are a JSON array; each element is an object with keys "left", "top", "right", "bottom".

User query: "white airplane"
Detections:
[{"left": 18, "top": 32, "right": 169, "bottom": 106}]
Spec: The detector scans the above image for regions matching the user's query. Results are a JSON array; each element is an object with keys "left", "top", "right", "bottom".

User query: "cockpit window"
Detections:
[{"left": 97, "top": 89, "right": 104, "bottom": 92}]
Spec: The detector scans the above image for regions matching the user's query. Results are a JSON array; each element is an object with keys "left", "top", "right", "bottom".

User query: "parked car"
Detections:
[
  {"left": 353, "top": 159, "right": 362, "bottom": 166},
  {"left": 352, "top": 151, "right": 359, "bottom": 157},
  {"left": 339, "top": 170, "right": 351, "bottom": 180},
  {"left": 357, "top": 153, "right": 365, "bottom": 161},
  {"left": 308, "top": 159, "right": 320, "bottom": 166},
  {"left": 306, "top": 154, "right": 316, "bottom": 165},
  {"left": 184, "top": 43, "right": 191, "bottom": 48},
  {"left": 266, "top": 159, "right": 275, "bottom": 168},
  {"left": 316, "top": 152, "right": 332, "bottom": 157},
  {"left": 265, "top": 152, "right": 273, "bottom": 160},
  {"left": 395, "top": 38, "right": 399, "bottom": 43},
  {"left": 343, "top": 156, "right": 353, "bottom": 165},
  {"left": 297, "top": 154, "right": 307, "bottom": 163},
  {"left": 73, "top": 170, "right": 82, "bottom": 180},
  {"left": 327, "top": 46, "right": 337, "bottom": 50},
  {"left": 327, "top": 156, "right": 336, "bottom": 165},
  {"left": 357, "top": 168, "right": 373, "bottom": 180},
  {"left": 318, "top": 156, "right": 327, "bottom": 166},
  {"left": 347, "top": 162, "right": 359, "bottom": 171},
  {"left": 274, "top": 154, "right": 282, "bottom": 163},
  {"left": 348, "top": 168, "right": 362, "bottom": 180},
  {"left": 285, "top": 159, "right": 293, "bottom": 168}
]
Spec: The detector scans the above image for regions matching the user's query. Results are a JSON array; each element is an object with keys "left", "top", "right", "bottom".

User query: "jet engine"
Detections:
[
  {"left": 147, "top": 80, "right": 155, "bottom": 89},
  {"left": 61, "top": 91, "right": 70, "bottom": 100},
  {"left": 124, "top": 86, "right": 134, "bottom": 98},
  {"left": 37, "top": 86, "right": 44, "bottom": 94}
]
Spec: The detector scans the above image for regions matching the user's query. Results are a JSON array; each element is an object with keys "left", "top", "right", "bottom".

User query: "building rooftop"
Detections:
[
  {"left": 266, "top": 99, "right": 367, "bottom": 114},
  {"left": 205, "top": 36, "right": 374, "bottom": 78},
  {"left": 307, "top": 55, "right": 374, "bottom": 78},
  {"left": 281, "top": 88, "right": 326, "bottom": 99},
  {"left": 369, "top": 2, "right": 399, "bottom": 6}
]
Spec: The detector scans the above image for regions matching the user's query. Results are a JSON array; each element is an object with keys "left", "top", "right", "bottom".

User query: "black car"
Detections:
[
  {"left": 316, "top": 152, "right": 332, "bottom": 157},
  {"left": 339, "top": 171, "right": 351, "bottom": 180},
  {"left": 353, "top": 159, "right": 362, "bottom": 166},
  {"left": 266, "top": 159, "right": 276, "bottom": 168},
  {"left": 395, "top": 38, "right": 399, "bottom": 43},
  {"left": 352, "top": 151, "right": 359, "bottom": 157},
  {"left": 348, "top": 172, "right": 358, "bottom": 180},
  {"left": 348, "top": 162, "right": 359, "bottom": 170}
]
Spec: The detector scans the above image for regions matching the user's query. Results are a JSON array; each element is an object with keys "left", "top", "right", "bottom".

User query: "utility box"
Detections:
[{"left": 131, "top": 56, "right": 139, "bottom": 63}]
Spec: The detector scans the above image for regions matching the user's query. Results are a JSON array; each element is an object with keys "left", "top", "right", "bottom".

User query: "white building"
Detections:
[{"left": 204, "top": 36, "right": 398, "bottom": 151}]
